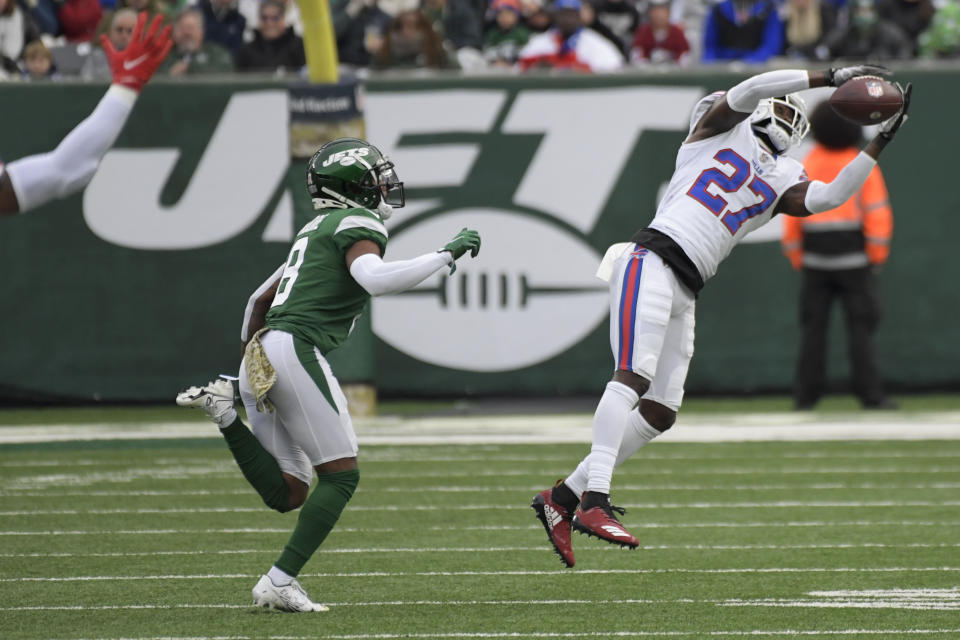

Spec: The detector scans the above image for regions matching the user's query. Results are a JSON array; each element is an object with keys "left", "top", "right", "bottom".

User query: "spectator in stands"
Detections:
[
  {"left": 21, "top": 38, "right": 56, "bottom": 78},
  {"left": 782, "top": 0, "right": 837, "bottom": 59},
  {"left": 58, "top": 0, "right": 103, "bottom": 41},
  {"left": 235, "top": 0, "right": 305, "bottom": 72},
  {"left": 669, "top": 0, "right": 713, "bottom": 61},
  {"left": 82, "top": 7, "right": 137, "bottom": 79},
  {"left": 332, "top": 0, "right": 393, "bottom": 67},
  {"left": 1, "top": 0, "right": 29, "bottom": 63},
  {"left": 483, "top": 0, "right": 530, "bottom": 65},
  {"left": 876, "top": 0, "right": 933, "bottom": 53},
  {"left": 821, "top": 0, "right": 912, "bottom": 59},
  {"left": 580, "top": 0, "right": 627, "bottom": 54},
  {"left": 422, "top": 0, "right": 483, "bottom": 49},
  {"left": 160, "top": 7, "right": 233, "bottom": 75},
  {"left": 631, "top": 0, "right": 690, "bottom": 63},
  {"left": 701, "top": 0, "right": 783, "bottom": 63},
  {"left": 20, "top": 0, "right": 59, "bottom": 36},
  {"left": 518, "top": 0, "right": 624, "bottom": 71},
  {"left": 918, "top": 0, "right": 960, "bottom": 56},
  {"left": 782, "top": 100, "right": 897, "bottom": 411},
  {"left": 524, "top": 2, "right": 552, "bottom": 32},
  {"left": 198, "top": 0, "right": 246, "bottom": 54},
  {"left": 592, "top": 0, "right": 639, "bottom": 53},
  {"left": 374, "top": 8, "right": 450, "bottom": 68},
  {"left": 237, "top": 0, "right": 302, "bottom": 42}
]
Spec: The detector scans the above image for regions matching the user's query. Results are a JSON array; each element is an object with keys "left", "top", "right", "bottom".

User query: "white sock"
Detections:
[
  {"left": 586, "top": 381, "right": 639, "bottom": 494},
  {"left": 564, "top": 458, "right": 590, "bottom": 499},
  {"left": 616, "top": 410, "right": 664, "bottom": 466},
  {"left": 267, "top": 565, "right": 294, "bottom": 586}
]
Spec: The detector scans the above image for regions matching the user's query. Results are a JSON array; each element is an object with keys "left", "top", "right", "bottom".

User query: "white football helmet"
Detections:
[{"left": 750, "top": 93, "right": 810, "bottom": 154}]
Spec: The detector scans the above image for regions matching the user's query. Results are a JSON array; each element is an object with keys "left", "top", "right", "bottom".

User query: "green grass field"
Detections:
[{"left": 1, "top": 435, "right": 959, "bottom": 639}]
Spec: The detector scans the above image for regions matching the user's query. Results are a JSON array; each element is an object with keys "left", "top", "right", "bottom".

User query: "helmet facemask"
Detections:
[{"left": 750, "top": 94, "right": 810, "bottom": 154}]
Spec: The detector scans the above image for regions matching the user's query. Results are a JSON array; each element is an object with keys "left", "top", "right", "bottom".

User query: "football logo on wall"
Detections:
[{"left": 365, "top": 87, "right": 704, "bottom": 372}]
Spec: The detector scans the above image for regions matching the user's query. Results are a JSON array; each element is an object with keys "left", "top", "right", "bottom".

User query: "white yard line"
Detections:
[
  {"left": 2, "top": 542, "right": 958, "bottom": 559},
  {"left": 5, "top": 450, "right": 960, "bottom": 467},
  {"left": 4, "top": 482, "right": 960, "bottom": 498},
  {"left": 39, "top": 630, "right": 960, "bottom": 639},
  {"left": 2, "top": 520, "right": 958, "bottom": 536},
  {"left": 2, "top": 411, "right": 960, "bottom": 444},
  {"left": 3, "top": 567, "right": 960, "bottom": 582},
  {"left": 2, "top": 594, "right": 958, "bottom": 611},
  {"left": 1, "top": 500, "right": 958, "bottom": 517}
]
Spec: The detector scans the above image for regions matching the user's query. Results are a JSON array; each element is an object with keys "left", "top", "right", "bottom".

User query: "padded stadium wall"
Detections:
[{"left": 0, "top": 70, "right": 954, "bottom": 401}]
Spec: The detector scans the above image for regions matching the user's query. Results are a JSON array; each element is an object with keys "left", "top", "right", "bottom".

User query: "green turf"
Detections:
[{"left": 1, "top": 437, "right": 959, "bottom": 639}]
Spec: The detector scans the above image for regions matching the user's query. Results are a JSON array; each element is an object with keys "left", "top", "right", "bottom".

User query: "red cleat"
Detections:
[
  {"left": 572, "top": 499, "right": 639, "bottom": 549},
  {"left": 531, "top": 485, "right": 575, "bottom": 568}
]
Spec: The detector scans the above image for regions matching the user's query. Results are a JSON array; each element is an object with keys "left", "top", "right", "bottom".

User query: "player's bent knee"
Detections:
[
  {"left": 640, "top": 399, "right": 676, "bottom": 432},
  {"left": 612, "top": 370, "right": 651, "bottom": 398},
  {"left": 266, "top": 473, "right": 308, "bottom": 513}
]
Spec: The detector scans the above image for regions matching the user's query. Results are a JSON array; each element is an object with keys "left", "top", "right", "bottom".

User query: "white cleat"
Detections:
[
  {"left": 252, "top": 574, "right": 329, "bottom": 612},
  {"left": 175, "top": 377, "right": 236, "bottom": 424}
]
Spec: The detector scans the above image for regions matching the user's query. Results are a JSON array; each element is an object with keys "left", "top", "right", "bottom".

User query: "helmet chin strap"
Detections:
[
  {"left": 753, "top": 122, "right": 788, "bottom": 155},
  {"left": 376, "top": 202, "right": 394, "bottom": 220}
]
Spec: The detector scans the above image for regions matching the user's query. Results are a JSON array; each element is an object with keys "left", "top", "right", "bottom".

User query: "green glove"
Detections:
[{"left": 440, "top": 228, "right": 481, "bottom": 274}]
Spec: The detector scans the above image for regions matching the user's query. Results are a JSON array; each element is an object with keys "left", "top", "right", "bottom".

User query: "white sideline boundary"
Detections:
[{"left": 2, "top": 411, "right": 960, "bottom": 444}]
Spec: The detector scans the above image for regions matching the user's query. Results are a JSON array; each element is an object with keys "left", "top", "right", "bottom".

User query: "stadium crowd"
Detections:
[{"left": 0, "top": 0, "right": 954, "bottom": 78}]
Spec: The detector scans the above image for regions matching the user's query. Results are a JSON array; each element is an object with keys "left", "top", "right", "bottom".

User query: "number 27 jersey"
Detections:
[{"left": 649, "top": 97, "right": 808, "bottom": 283}]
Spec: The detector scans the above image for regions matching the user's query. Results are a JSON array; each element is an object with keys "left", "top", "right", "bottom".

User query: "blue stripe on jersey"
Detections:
[{"left": 617, "top": 245, "right": 646, "bottom": 371}]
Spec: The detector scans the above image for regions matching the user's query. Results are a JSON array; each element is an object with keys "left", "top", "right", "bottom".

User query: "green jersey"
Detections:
[{"left": 266, "top": 207, "right": 388, "bottom": 354}]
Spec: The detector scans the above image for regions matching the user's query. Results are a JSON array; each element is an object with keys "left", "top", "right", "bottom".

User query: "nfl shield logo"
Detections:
[{"left": 867, "top": 82, "right": 884, "bottom": 98}]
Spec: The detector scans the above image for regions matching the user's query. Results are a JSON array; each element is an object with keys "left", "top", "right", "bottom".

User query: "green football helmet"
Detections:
[{"left": 305, "top": 138, "right": 405, "bottom": 214}]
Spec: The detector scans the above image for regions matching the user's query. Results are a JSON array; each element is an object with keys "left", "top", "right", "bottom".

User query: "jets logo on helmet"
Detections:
[
  {"left": 306, "top": 137, "right": 405, "bottom": 220},
  {"left": 749, "top": 93, "right": 810, "bottom": 154},
  {"left": 322, "top": 147, "right": 372, "bottom": 168}
]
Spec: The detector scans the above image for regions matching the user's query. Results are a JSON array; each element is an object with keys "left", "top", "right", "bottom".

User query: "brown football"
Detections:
[{"left": 829, "top": 76, "right": 903, "bottom": 125}]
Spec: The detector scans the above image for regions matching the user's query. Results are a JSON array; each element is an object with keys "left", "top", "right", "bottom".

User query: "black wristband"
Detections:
[{"left": 824, "top": 68, "right": 836, "bottom": 87}]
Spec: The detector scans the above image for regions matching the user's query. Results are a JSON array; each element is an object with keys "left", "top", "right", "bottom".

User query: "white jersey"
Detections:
[{"left": 649, "top": 94, "right": 808, "bottom": 282}]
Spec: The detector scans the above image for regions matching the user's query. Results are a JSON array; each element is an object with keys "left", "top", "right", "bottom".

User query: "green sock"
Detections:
[
  {"left": 219, "top": 417, "right": 290, "bottom": 512},
  {"left": 275, "top": 469, "right": 360, "bottom": 576}
]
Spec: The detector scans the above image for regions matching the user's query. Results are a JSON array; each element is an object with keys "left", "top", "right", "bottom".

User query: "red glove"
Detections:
[{"left": 101, "top": 12, "right": 173, "bottom": 92}]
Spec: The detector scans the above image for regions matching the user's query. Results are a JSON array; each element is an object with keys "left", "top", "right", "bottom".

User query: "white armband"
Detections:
[
  {"left": 240, "top": 263, "right": 285, "bottom": 342},
  {"left": 726, "top": 70, "right": 811, "bottom": 114},
  {"left": 4, "top": 85, "right": 137, "bottom": 213},
  {"left": 349, "top": 251, "right": 452, "bottom": 297},
  {"left": 803, "top": 152, "right": 877, "bottom": 214}
]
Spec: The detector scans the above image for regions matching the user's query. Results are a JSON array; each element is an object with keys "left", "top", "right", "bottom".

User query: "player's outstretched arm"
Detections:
[
  {"left": 347, "top": 229, "right": 482, "bottom": 297},
  {"left": 0, "top": 13, "right": 171, "bottom": 216},
  {"left": 689, "top": 65, "right": 892, "bottom": 143},
  {"left": 779, "top": 83, "right": 911, "bottom": 218}
]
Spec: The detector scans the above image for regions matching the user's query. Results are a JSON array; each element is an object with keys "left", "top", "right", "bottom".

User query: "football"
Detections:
[{"left": 829, "top": 76, "right": 903, "bottom": 125}]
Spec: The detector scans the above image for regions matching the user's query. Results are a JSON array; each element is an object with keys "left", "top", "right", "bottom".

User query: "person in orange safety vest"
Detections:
[{"left": 781, "top": 100, "right": 896, "bottom": 410}]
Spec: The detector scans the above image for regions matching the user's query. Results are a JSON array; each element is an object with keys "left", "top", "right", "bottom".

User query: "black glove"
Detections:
[
  {"left": 879, "top": 82, "right": 912, "bottom": 142},
  {"left": 825, "top": 64, "right": 891, "bottom": 87}
]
